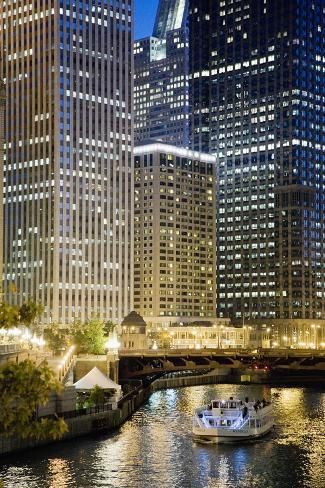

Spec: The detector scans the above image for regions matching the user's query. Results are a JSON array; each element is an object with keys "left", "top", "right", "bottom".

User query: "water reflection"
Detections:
[
  {"left": 48, "top": 459, "right": 76, "bottom": 488},
  {"left": 0, "top": 385, "right": 325, "bottom": 488}
]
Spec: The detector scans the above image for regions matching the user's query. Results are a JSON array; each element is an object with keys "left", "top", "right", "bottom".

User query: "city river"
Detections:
[{"left": 1, "top": 384, "right": 325, "bottom": 488}]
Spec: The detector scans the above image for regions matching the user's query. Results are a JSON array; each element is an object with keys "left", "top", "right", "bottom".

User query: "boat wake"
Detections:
[{"left": 192, "top": 436, "right": 218, "bottom": 445}]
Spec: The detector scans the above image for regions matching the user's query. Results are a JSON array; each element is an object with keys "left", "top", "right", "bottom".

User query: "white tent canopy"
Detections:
[{"left": 73, "top": 367, "right": 121, "bottom": 392}]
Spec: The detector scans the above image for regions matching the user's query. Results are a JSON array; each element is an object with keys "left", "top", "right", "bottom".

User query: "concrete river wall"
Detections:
[{"left": 0, "top": 370, "right": 230, "bottom": 456}]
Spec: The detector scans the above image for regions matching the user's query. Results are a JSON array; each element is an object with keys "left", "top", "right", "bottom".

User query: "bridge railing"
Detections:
[
  {"left": 57, "top": 346, "right": 76, "bottom": 382},
  {"left": 118, "top": 347, "right": 244, "bottom": 357},
  {"left": 0, "top": 343, "right": 25, "bottom": 355},
  {"left": 118, "top": 347, "right": 325, "bottom": 358}
]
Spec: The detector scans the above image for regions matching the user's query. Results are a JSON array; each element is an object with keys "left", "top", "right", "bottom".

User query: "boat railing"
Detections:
[
  {"left": 249, "top": 404, "right": 272, "bottom": 418},
  {"left": 205, "top": 409, "right": 247, "bottom": 418},
  {"left": 231, "top": 416, "right": 250, "bottom": 431},
  {"left": 195, "top": 412, "right": 273, "bottom": 432},
  {"left": 208, "top": 416, "right": 250, "bottom": 431},
  {"left": 195, "top": 413, "right": 211, "bottom": 430}
]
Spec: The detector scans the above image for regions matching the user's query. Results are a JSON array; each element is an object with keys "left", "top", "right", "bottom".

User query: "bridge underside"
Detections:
[
  {"left": 119, "top": 354, "right": 236, "bottom": 379},
  {"left": 118, "top": 350, "right": 325, "bottom": 380}
]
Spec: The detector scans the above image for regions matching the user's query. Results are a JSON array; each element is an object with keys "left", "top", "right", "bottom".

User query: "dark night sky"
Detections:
[{"left": 135, "top": 0, "right": 159, "bottom": 39}]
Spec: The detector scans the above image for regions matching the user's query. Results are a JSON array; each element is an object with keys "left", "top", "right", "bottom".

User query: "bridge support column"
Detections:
[{"left": 106, "top": 352, "right": 119, "bottom": 384}]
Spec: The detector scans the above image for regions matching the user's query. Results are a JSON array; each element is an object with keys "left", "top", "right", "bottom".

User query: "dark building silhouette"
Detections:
[{"left": 189, "top": 0, "right": 325, "bottom": 327}]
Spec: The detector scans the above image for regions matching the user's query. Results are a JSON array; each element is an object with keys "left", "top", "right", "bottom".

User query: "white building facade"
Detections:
[{"left": 0, "top": 1, "right": 134, "bottom": 324}]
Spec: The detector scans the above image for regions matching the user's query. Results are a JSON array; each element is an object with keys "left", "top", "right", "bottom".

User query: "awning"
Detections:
[{"left": 73, "top": 367, "right": 121, "bottom": 391}]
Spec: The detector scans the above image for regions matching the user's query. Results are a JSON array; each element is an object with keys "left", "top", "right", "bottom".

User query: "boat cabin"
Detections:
[
  {"left": 209, "top": 399, "right": 243, "bottom": 416},
  {"left": 211, "top": 400, "right": 242, "bottom": 409},
  {"left": 193, "top": 396, "right": 273, "bottom": 440}
]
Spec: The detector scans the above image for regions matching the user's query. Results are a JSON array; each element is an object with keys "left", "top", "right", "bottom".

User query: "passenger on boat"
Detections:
[{"left": 242, "top": 406, "right": 248, "bottom": 419}]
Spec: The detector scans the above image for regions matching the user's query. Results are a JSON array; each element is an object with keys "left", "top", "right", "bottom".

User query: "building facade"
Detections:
[
  {"left": 0, "top": 1, "right": 134, "bottom": 324},
  {"left": 0, "top": 80, "right": 5, "bottom": 283},
  {"left": 134, "top": 1, "right": 189, "bottom": 147},
  {"left": 169, "top": 322, "right": 246, "bottom": 349},
  {"left": 134, "top": 141, "right": 216, "bottom": 320},
  {"left": 189, "top": 0, "right": 325, "bottom": 323},
  {"left": 120, "top": 311, "right": 148, "bottom": 350},
  {"left": 146, "top": 321, "right": 270, "bottom": 350}
]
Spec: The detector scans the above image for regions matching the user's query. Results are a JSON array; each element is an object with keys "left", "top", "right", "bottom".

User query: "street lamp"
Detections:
[
  {"left": 243, "top": 326, "right": 247, "bottom": 349},
  {"left": 311, "top": 324, "right": 316, "bottom": 349},
  {"left": 312, "top": 325, "right": 321, "bottom": 349},
  {"left": 58, "top": 364, "right": 62, "bottom": 381},
  {"left": 105, "top": 336, "right": 120, "bottom": 353}
]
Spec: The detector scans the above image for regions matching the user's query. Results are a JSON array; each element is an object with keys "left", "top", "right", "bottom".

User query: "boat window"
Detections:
[
  {"left": 209, "top": 419, "right": 214, "bottom": 426},
  {"left": 213, "top": 402, "right": 219, "bottom": 408},
  {"left": 230, "top": 402, "right": 236, "bottom": 408},
  {"left": 250, "top": 419, "right": 256, "bottom": 428},
  {"left": 227, "top": 420, "right": 232, "bottom": 426},
  {"left": 256, "top": 420, "right": 261, "bottom": 428},
  {"left": 220, "top": 419, "right": 227, "bottom": 426}
]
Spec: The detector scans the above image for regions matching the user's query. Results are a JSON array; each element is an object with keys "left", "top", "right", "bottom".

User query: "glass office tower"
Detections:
[
  {"left": 134, "top": 0, "right": 189, "bottom": 147},
  {"left": 153, "top": 0, "right": 187, "bottom": 39},
  {"left": 0, "top": 1, "right": 134, "bottom": 324},
  {"left": 190, "top": 0, "right": 325, "bottom": 324}
]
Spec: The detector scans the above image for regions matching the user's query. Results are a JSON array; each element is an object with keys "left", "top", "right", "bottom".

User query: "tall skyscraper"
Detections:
[
  {"left": 190, "top": 0, "right": 325, "bottom": 325},
  {"left": 153, "top": 0, "right": 187, "bottom": 39},
  {"left": 134, "top": 141, "right": 216, "bottom": 322},
  {"left": 0, "top": 1, "right": 134, "bottom": 324},
  {"left": 134, "top": 0, "right": 189, "bottom": 147},
  {"left": 0, "top": 80, "right": 5, "bottom": 284}
]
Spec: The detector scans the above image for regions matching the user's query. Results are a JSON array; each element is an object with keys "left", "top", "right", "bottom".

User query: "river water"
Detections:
[{"left": 1, "top": 384, "right": 325, "bottom": 488}]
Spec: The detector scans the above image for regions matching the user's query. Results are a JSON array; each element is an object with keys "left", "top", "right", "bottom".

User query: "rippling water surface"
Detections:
[{"left": 1, "top": 384, "right": 325, "bottom": 488}]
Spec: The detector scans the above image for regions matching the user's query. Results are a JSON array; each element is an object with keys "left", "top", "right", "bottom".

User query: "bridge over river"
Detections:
[
  {"left": 118, "top": 348, "right": 325, "bottom": 380},
  {"left": 2, "top": 344, "right": 325, "bottom": 383}
]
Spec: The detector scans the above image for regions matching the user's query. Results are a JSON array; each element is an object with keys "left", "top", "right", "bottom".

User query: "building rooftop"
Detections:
[
  {"left": 121, "top": 311, "right": 147, "bottom": 328},
  {"left": 134, "top": 140, "right": 216, "bottom": 164}
]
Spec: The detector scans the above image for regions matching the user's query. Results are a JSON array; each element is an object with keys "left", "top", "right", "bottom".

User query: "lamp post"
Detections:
[
  {"left": 105, "top": 335, "right": 120, "bottom": 383},
  {"left": 283, "top": 335, "right": 288, "bottom": 348},
  {"left": 317, "top": 325, "right": 321, "bottom": 350},
  {"left": 219, "top": 325, "right": 224, "bottom": 349},
  {"left": 58, "top": 364, "right": 62, "bottom": 381},
  {"left": 311, "top": 324, "right": 316, "bottom": 349},
  {"left": 312, "top": 324, "right": 321, "bottom": 350}
]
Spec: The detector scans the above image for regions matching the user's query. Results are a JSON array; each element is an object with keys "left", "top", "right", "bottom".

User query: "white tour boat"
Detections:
[{"left": 193, "top": 397, "right": 273, "bottom": 443}]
